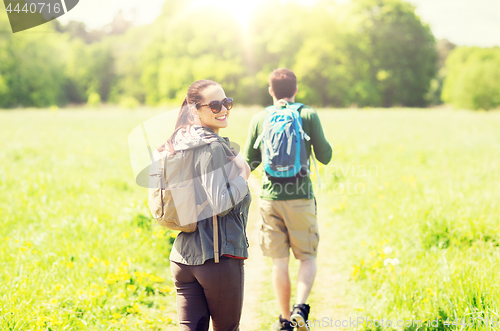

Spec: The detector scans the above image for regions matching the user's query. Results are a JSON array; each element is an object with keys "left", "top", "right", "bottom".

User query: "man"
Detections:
[{"left": 244, "top": 68, "right": 332, "bottom": 331}]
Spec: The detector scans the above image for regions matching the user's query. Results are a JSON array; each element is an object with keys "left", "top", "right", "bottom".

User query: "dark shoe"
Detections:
[
  {"left": 290, "top": 304, "right": 310, "bottom": 331},
  {"left": 273, "top": 315, "right": 294, "bottom": 331}
]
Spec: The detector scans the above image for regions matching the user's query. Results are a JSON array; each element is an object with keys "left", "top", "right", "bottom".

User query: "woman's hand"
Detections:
[{"left": 229, "top": 153, "right": 250, "bottom": 180}]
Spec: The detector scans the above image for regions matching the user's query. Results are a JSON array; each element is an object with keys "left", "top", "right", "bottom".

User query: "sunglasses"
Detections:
[{"left": 196, "top": 97, "right": 233, "bottom": 113}]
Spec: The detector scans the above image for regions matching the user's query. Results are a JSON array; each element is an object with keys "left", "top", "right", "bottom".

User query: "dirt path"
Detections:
[{"left": 212, "top": 181, "right": 356, "bottom": 331}]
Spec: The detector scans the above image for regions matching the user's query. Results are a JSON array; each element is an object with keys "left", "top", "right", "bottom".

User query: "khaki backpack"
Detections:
[
  {"left": 148, "top": 147, "right": 205, "bottom": 233},
  {"left": 148, "top": 133, "right": 237, "bottom": 263}
]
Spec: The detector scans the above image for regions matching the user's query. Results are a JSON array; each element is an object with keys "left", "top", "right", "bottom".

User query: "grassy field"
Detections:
[{"left": 1, "top": 107, "right": 500, "bottom": 330}]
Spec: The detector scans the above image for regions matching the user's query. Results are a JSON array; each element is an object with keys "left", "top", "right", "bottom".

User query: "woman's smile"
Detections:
[{"left": 215, "top": 114, "right": 227, "bottom": 121}]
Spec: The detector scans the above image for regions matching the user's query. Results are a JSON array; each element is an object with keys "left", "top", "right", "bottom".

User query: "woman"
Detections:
[{"left": 164, "top": 80, "right": 251, "bottom": 331}]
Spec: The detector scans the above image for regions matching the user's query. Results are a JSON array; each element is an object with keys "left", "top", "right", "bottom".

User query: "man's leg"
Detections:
[
  {"left": 296, "top": 258, "right": 317, "bottom": 304},
  {"left": 272, "top": 256, "right": 291, "bottom": 320}
]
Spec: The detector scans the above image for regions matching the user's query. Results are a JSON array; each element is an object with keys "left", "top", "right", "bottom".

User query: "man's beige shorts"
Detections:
[{"left": 259, "top": 198, "right": 319, "bottom": 260}]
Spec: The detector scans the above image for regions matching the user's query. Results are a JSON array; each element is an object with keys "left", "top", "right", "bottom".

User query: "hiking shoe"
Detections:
[
  {"left": 290, "top": 304, "right": 310, "bottom": 331},
  {"left": 273, "top": 315, "right": 294, "bottom": 331}
]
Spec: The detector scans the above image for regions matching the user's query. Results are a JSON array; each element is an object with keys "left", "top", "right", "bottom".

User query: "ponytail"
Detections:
[{"left": 163, "top": 97, "right": 192, "bottom": 154}]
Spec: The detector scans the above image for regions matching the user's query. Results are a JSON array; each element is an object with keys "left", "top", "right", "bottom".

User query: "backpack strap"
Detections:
[
  {"left": 288, "top": 103, "right": 311, "bottom": 141},
  {"left": 253, "top": 133, "right": 264, "bottom": 149},
  {"left": 208, "top": 141, "right": 237, "bottom": 264},
  {"left": 213, "top": 215, "right": 219, "bottom": 263},
  {"left": 209, "top": 142, "right": 236, "bottom": 207},
  {"left": 289, "top": 102, "right": 304, "bottom": 111},
  {"left": 253, "top": 104, "right": 277, "bottom": 149}
]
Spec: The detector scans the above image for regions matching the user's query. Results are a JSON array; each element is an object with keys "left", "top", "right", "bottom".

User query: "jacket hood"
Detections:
[{"left": 173, "top": 125, "right": 221, "bottom": 151}]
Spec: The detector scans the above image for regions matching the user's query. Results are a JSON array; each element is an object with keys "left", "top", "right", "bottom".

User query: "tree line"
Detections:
[{"left": 0, "top": 0, "right": 498, "bottom": 110}]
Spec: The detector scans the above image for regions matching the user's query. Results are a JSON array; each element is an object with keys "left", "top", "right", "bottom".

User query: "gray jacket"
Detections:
[{"left": 169, "top": 126, "right": 251, "bottom": 265}]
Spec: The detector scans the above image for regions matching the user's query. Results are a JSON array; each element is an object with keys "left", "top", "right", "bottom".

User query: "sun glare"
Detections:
[{"left": 192, "top": 0, "right": 263, "bottom": 29}]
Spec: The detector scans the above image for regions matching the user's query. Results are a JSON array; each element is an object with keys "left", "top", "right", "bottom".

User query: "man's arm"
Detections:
[
  {"left": 307, "top": 109, "right": 332, "bottom": 165},
  {"left": 243, "top": 114, "right": 262, "bottom": 171}
]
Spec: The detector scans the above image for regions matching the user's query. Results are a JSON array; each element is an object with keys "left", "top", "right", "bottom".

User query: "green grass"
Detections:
[
  {"left": 311, "top": 108, "right": 500, "bottom": 330},
  {"left": 1, "top": 107, "right": 500, "bottom": 330}
]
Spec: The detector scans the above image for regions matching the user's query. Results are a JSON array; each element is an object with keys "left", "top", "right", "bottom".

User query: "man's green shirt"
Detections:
[{"left": 244, "top": 104, "right": 332, "bottom": 200}]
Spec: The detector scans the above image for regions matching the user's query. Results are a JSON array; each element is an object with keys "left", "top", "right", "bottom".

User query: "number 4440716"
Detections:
[{"left": 6, "top": 2, "right": 62, "bottom": 14}]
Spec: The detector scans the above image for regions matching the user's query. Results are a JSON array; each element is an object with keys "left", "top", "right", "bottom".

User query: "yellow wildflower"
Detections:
[
  {"left": 123, "top": 232, "right": 130, "bottom": 239},
  {"left": 127, "top": 285, "right": 136, "bottom": 291},
  {"left": 49, "top": 298, "right": 58, "bottom": 305},
  {"left": 37, "top": 316, "right": 53, "bottom": 324},
  {"left": 105, "top": 273, "right": 117, "bottom": 284},
  {"left": 159, "top": 285, "right": 172, "bottom": 293},
  {"left": 352, "top": 265, "right": 360, "bottom": 279},
  {"left": 20, "top": 247, "right": 27, "bottom": 252},
  {"left": 112, "top": 313, "right": 121, "bottom": 319},
  {"left": 54, "top": 284, "right": 64, "bottom": 291},
  {"left": 149, "top": 275, "right": 164, "bottom": 283},
  {"left": 91, "top": 257, "right": 100, "bottom": 263},
  {"left": 66, "top": 262, "right": 75, "bottom": 268}
]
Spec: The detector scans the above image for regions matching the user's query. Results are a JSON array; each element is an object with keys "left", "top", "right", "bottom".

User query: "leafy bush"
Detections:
[{"left": 442, "top": 47, "right": 500, "bottom": 110}]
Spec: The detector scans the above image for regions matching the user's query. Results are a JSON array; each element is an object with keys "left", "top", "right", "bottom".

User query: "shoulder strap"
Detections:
[
  {"left": 213, "top": 215, "right": 219, "bottom": 263},
  {"left": 289, "top": 103, "right": 304, "bottom": 111},
  {"left": 209, "top": 142, "right": 236, "bottom": 207},
  {"left": 208, "top": 141, "right": 238, "bottom": 264},
  {"left": 207, "top": 141, "right": 230, "bottom": 265}
]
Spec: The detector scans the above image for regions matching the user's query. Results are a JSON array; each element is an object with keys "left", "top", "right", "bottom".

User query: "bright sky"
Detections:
[{"left": 57, "top": 0, "right": 500, "bottom": 47}]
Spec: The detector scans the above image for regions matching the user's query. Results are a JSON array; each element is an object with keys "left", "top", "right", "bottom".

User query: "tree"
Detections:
[
  {"left": 350, "top": 0, "right": 438, "bottom": 107},
  {"left": 442, "top": 47, "right": 500, "bottom": 110}
]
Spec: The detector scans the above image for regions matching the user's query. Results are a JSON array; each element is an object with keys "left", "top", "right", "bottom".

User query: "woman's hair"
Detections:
[{"left": 161, "top": 80, "right": 221, "bottom": 153}]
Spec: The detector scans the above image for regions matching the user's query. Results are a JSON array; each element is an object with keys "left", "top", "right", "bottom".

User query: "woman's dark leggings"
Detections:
[{"left": 170, "top": 257, "right": 244, "bottom": 331}]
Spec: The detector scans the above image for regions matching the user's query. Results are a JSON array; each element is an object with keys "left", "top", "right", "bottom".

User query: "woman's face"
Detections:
[{"left": 194, "top": 85, "right": 229, "bottom": 134}]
